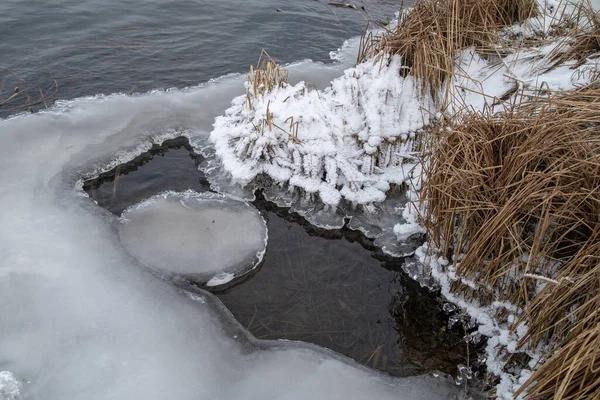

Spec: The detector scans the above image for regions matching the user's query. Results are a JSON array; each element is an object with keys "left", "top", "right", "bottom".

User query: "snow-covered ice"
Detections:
[
  {"left": 118, "top": 190, "right": 267, "bottom": 286},
  {"left": 206, "top": 45, "right": 433, "bottom": 252},
  {"left": 0, "top": 48, "right": 463, "bottom": 399}
]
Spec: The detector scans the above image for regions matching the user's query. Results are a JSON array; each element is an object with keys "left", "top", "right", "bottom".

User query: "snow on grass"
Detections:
[
  {"left": 411, "top": 243, "right": 541, "bottom": 400},
  {"left": 398, "top": 10, "right": 600, "bottom": 396},
  {"left": 210, "top": 54, "right": 432, "bottom": 208}
]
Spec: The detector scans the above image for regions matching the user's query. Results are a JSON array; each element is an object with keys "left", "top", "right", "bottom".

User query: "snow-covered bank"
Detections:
[{"left": 410, "top": 2, "right": 600, "bottom": 399}]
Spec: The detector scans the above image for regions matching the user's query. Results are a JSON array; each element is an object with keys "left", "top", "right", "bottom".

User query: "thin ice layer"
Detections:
[
  {"left": 0, "top": 61, "right": 462, "bottom": 399},
  {"left": 118, "top": 190, "right": 267, "bottom": 284}
]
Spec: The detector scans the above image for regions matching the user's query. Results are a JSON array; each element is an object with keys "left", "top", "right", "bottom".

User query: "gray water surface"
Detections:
[{"left": 0, "top": 0, "right": 401, "bottom": 117}]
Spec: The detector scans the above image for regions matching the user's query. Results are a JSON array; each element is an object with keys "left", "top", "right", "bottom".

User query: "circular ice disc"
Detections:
[{"left": 118, "top": 190, "right": 267, "bottom": 286}]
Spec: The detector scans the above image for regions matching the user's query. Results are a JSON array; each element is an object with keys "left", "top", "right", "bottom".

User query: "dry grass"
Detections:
[
  {"left": 243, "top": 49, "right": 298, "bottom": 141},
  {"left": 362, "top": 0, "right": 538, "bottom": 102},
  {"left": 246, "top": 49, "right": 288, "bottom": 109},
  {"left": 0, "top": 69, "right": 59, "bottom": 115},
  {"left": 549, "top": 0, "right": 600, "bottom": 69},
  {"left": 239, "top": 50, "right": 303, "bottom": 145},
  {"left": 519, "top": 270, "right": 600, "bottom": 399},
  {"left": 420, "top": 85, "right": 600, "bottom": 399}
]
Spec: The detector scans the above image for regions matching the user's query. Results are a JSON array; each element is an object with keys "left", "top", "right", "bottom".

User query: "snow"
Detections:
[
  {"left": 0, "top": 50, "right": 463, "bottom": 400},
  {"left": 118, "top": 190, "right": 267, "bottom": 286},
  {"left": 393, "top": 216, "right": 424, "bottom": 242},
  {"left": 210, "top": 53, "right": 431, "bottom": 209},
  {"left": 207, "top": 45, "right": 433, "bottom": 245},
  {"left": 0, "top": 372, "right": 21, "bottom": 400},
  {"left": 409, "top": 244, "right": 540, "bottom": 400},
  {"left": 193, "top": 36, "right": 372, "bottom": 206},
  {"left": 446, "top": 0, "right": 600, "bottom": 117}
]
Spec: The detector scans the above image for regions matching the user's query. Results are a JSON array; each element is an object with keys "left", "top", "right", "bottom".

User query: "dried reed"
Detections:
[
  {"left": 246, "top": 49, "right": 288, "bottom": 109},
  {"left": 0, "top": 69, "right": 59, "bottom": 114},
  {"left": 238, "top": 50, "right": 303, "bottom": 154},
  {"left": 518, "top": 268, "right": 600, "bottom": 399},
  {"left": 361, "top": 0, "right": 538, "bottom": 102},
  {"left": 420, "top": 85, "right": 600, "bottom": 399},
  {"left": 549, "top": 0, "right": 600, "bottom": 69}
]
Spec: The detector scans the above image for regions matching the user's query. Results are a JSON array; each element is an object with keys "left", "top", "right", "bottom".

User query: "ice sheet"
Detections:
[{"left": 0, "top": 60, "right": 462, "bottom": 400}]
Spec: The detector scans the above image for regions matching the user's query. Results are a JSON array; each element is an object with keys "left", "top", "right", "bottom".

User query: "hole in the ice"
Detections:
[{"left": 82, "top": 136, "right": 483, "bottom": 378}]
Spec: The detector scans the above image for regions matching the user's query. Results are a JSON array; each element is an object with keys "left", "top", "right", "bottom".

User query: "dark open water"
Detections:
[
  {"left": 83, "top": 138, "right": 481, "bottom": 378},
  {"left": 0, "top": 0, "right": 400, "bottom": 117}
]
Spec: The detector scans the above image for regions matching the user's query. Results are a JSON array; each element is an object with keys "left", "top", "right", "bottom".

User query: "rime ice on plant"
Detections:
[{"left": 211, "top": 53, "right": 431, "bottom": 209}]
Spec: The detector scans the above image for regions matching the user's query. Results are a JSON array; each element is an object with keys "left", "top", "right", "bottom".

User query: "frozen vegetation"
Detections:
[
  {"left": 206, "top": 44, "right": 429, "bottom": 254},
  {"left": 119, "top": 190, "right": 267, "bottom": 287},
  {"left": 211, "top": 55, "right": 429, "bottom": 208},
  {"left": 0, "top": 41, "right": 465, "bottom": 399}
]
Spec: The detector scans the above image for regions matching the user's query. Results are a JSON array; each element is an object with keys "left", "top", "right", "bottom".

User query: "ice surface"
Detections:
[
  {"left": 0, "top": 56, "right": 463, "bottom": 399},
  {"left": 206, "top": 272, "right": 235, "bottom": 287},
  {"left": 262, "top": 182, "right": 348, "bottom": 229},
  {"left": 346, "top": 190, "right": 418, "bottom": 257},
  {"left": 118, "top": 190, "right": 267, "bottom": 286}
]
